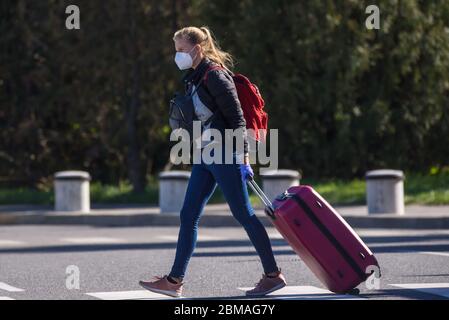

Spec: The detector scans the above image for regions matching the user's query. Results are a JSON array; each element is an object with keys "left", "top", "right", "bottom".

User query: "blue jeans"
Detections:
[{"left": 169, "top": 149, "right": 279, "bottom": 279}]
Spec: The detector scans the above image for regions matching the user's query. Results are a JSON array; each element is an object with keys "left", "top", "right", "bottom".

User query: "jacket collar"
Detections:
[{"left": 182, "top": 57, "right": 214, "bottom": 85}]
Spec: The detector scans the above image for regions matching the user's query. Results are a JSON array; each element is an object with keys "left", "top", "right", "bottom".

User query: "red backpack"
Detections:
[{"left": 203, "top": 65, "right": 268, "bottom": 142}]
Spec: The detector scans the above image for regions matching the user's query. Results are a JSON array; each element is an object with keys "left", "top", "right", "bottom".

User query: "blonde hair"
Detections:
[{"left": 173, "top": 26, "right": 234, "bottom": 71}]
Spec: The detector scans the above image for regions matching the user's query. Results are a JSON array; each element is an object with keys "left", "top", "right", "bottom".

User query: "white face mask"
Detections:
[{"left": 174, "top": 46, "right": 198, "bottom": 70}]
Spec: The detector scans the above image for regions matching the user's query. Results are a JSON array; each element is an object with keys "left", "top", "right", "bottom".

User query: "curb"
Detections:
[{"left": 1, "top": 211, "right": 449, "bottom": 229}]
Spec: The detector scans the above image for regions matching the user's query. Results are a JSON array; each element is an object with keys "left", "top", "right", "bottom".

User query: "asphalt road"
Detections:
[{"left": 1, "top": 224, "right": 449, "bottom": 300}]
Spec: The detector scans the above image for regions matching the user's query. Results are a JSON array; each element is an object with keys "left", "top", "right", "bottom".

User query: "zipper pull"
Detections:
[{"left": 275, "top": 190, "right": 290, "bottom": 201}]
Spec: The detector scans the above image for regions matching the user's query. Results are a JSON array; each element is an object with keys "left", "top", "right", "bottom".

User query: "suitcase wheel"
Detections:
[{"left": 346, "top": 288, "right": 360, "bottom": 295}]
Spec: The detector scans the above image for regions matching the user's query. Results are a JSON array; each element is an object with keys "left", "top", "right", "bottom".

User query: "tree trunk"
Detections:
[{"left": 124, "top": 0, "right": 145, "bottom": 193}]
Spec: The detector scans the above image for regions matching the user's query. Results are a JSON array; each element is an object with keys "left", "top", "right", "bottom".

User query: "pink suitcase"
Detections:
[{"left": 247, "top": 178, "right": 380, "bottom": 294}]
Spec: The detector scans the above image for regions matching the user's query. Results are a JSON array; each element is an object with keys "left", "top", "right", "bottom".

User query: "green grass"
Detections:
[
  {"left": 304, "top": 179, "right": 367, "bottom": 206},
  {"left": 90, "top": 180, "right": 159, "bottom": 205},
  {"left": 293, "top": 173, "right": 449, "bottom": 206},
  {"left": 0, "top": 177, "right": 159, "bottom": 206},
  {"left": 247, "top": 178, "right": 366, "bottom": 207},
  {"left": 0, "top": 187, "right": 54, "bottom": 205},
  {"left": 403, "top": 173, "right": 449, "bottom": 205},
  {"left": 0, "top": 172, "right": 448, "bottom": 206},
  {"left": 249, "top": 173, "right": 449, "bottom": 207}
]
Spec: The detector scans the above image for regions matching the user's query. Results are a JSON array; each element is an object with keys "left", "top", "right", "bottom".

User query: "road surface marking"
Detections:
[
  {"left": 390, "top": 283, "right": 449, "bottom": 299},
  {"left": 155, "top": 235, "right": 178, "bottom": 241},
  {"left": 85, "top": 290, "right": 180, "bottom": 300},
  {"left": 0, "top": 296, "right": 15, "bottom": 300},
  {"left": 61, "top": 237, "right": 126, "bottom": 244},
  {"left": 355, "top": 229, "right": 449, "bottom": 237},
  {"left": 267, "top": 232, "right": 284, "bottom": 239},
  {"left": 0, "top": 240, "right": 26, "bottom": 247},
  {"left": 420, "top": 252, "right": 449, "bottom": 258},
  {"left": 237, "top": 285, "right": 365, "bottom": 300},
  {"left": 87, "top": 286, "right": 362, "bottom": 300},
  {"left": 0, "top": 282, "right": 25, "bottom": 292},
  {"left": 155, "top": 235, "right": 225, "bottom": 241},
  {"left": 197, "top": 235, "right": 227, "bottom": 241}
]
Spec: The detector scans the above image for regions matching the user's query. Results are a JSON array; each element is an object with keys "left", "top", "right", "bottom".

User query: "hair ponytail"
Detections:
[{"left": 173, "top": 26, "right": 234, "bottom": 71}]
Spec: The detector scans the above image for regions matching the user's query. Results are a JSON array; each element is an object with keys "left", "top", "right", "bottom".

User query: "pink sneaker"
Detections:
[
  {"left": 246, "top": 271, "right": 287, "bottom": 297},
  {"left": 139, "top": 275, "right": 183, "bottom": 298}
]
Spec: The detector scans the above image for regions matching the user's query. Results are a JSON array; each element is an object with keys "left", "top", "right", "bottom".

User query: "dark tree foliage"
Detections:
[{"left": 1, "top": 0, "right": 448, "bottom": 190}]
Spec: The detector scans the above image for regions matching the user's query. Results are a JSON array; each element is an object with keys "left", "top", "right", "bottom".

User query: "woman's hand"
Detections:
[
  {"left": 239, "top": 163, "right": 254, "bottom": 182},
  {"left": 244, "top": 153, "right": 250, "bottom": 165}
]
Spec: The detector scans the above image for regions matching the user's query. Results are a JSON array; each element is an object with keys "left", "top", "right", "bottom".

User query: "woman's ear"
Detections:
[
  {"left": 194, "top": 44, "right": 202, "bottom": 55},
  {"left": 190, "top": 44, "right": 202, "bottom": 62}
]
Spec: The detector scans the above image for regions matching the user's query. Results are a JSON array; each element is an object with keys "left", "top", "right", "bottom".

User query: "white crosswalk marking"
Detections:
[
  {"left": 0, "top": 240, "right": 26, "bottom": 247},
  {"left": 85, "top": 290, "right": 180, "bottom": 300},
  {"left": 0, "top": 297, "right": 15, "bottom": 300},
  {"left": 197, "top": 235, "right": 227, "bottom": 241},
  {"left": 155, "top": 235, "right": 225, "bottom": 241},
  {"left": 52, "top": 282, "right": 449, "bottom": 300},
  {"left": 267, "top": 232, "right": 283, "bottom": 240},
  {"left": 237, "top": 286, "right": 365, "bottom": 300},
  {"left": 61, "top": 237, "right": 126, "bottom": 244},
  {"left": 155, "top": 235, "right": 178, "bottom": 241},
  {"left": 390, "top": 283, "right": 449, "bottom": 299},
  {"left": 420, "top": 252, "right": 449, "bottom": 258},
  {"left": 87, "top": 286, "right": 363, "bottom": 300},
  {"left": 0, "top": 282, "right": 25, "bottom": 292}
]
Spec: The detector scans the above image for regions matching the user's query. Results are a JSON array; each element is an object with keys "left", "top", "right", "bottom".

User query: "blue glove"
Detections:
[{"left": 239, "top": 164, "right": 254, "bottom": 182}]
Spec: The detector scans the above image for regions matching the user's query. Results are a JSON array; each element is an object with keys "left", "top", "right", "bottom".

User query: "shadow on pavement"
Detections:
[
  {"left": 0, "top": 239, "right": 288, "bottom": 254},
  {"left": 401, "top": 274, "right": 449, "bottom": 277},
  {"left": 148, "top": 288, "right": 449, "bottom": 300},
  {"left": 362, "top": 234, "right": 449, "bottom": 244},
  {"left": 0, "top": 234, "right": 448, "bottom": 256},
  {"left": 357, "top": 288, "right": 449, "bottom": 300}
]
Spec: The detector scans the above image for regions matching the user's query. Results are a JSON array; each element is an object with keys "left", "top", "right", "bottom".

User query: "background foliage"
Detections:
[{"left": 1, "top": 0, "right": 448, "bottom": 193}]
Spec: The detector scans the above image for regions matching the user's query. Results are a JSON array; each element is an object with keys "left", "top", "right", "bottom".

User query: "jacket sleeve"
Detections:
[{"left": 205, "top": 69, "right": 249, "bottom": 155}]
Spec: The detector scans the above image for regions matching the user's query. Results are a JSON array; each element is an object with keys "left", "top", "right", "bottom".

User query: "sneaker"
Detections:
[
  {"left": 139, "top": 275, "right": 183, "bottom": 298},
  {"left": 245, "top": 271, "right": 287, "bottom": 297}
]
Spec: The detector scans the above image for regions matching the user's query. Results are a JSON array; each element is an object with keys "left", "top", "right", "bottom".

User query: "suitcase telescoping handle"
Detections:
[{"left": 246, "top": 177, "right": 276, "bottom": 220}]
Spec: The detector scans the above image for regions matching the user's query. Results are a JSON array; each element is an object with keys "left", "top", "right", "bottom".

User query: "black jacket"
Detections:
[{"left": 182, "top": 57, "right": 249, "bottom": 155}]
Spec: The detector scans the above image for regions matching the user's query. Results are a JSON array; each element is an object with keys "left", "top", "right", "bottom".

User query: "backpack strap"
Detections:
[
  {"left": 203, "top": 65, "right": 225, "bottom": 82},
  {"left": 199, "top": 65, "right": 226, "bottom": 127},
  {"left": 198, "top": 64, "right": 234, "bottom": 127},
  {"left": 203, "top": 65, "right": 235, "bottom": 82},
  {"left": 189, "top": 65, "right": 224, "bottom": 96}
]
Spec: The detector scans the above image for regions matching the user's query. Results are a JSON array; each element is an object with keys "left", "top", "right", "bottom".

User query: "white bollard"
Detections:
[
  {"left": 366, "top": 169, "right": 405, "bottom": 215},
  {"left": 260, "top": 169, "right": 301, "bottom": 202},
  {"left": 158, "top": 171, "right": 191, "bottom": 214},
  {"left": 54, "top": 171, "right": 91, "bottom": 213}
]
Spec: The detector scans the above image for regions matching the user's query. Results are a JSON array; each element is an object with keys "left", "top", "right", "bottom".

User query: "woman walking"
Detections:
[{"left": 139, "top": 26, "right": 286, "bottom": 298}]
